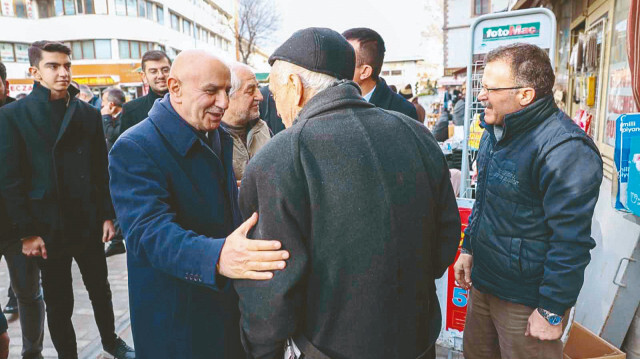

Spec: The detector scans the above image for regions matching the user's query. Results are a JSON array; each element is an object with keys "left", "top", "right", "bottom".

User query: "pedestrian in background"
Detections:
[
  {"left": 105, "top": 50, "right": 171, "bottom": 258},
  {"left": 342, "top": 27, "right": 419, "bottom": 121},
  {"left": 258, "top": 85, "right": 285, "bottom": 135},
  {"left": 108, "top": 49, "right": 289, "bottom": 359},
  {"left": 119, "top": 50, "right": 171, "bottom": 134},
  {"left": 0, "top": 41, "right": 134, "bottom": 359},
  {"left": 235, "top": 27, "right": 460, "bottom": 359},
  {"left": 221, "top": 63, "right": 271, "bottom": 183},
  {"left": 454, "top": 43, "right": 603, "bottom": 359},
  {"left": 0, "top": 60, "right": 45, "bottom": 359}
]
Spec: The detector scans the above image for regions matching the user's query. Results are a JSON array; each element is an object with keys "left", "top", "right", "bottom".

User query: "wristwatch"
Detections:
[{"left": 537, "top": 308, "right": 563, "bottom": 326}]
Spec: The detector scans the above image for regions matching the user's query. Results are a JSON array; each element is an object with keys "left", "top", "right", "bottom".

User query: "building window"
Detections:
[
  {"left": 126, "top": 0, "right": 136, "bottom": 16},
  {"left": 118, "top": 40, "right": 154, "bottom": 59},
  {"left": 182, "top": 19, "right": 192, "bottom": 36},
  {"left": 94, "top": 39, "right": 111, "bottom": 59},
  {"left": 14, "top": 0, "right": 27, "bottom": 18},
  {"left": 14, "top": 44, "right": 28, "bottom": 62},
  {"left": 68, "top": 39, "right": 112, "bottom": 59},
  {"left": 137, "top": 0, "right": 145, "bottom": 18},
  {"left": 474, "top": 0, "right": 490, "bottom": 16},
  {"left": 52, "top": 0, "right": 104, "bottom": 15},
  {"left": 156, "top": 5, "right": 163, "bottom": 24},
  {"left": 115, "top": 0, "right": 126, "bottom": 15},
  {"left": 391, "top": 70, "right": 402, "bottom": 76},
  {"left": 170, "top": 12, "right": 179, "bottom": 31},
  {"left": 0, "top": 43, "right": 15, "bottom": 62},
  {"left": 145, "top": 1, "right": 152, "bottom": 20}
]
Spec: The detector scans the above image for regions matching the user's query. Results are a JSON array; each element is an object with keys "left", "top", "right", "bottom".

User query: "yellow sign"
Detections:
[
  {"left": 74, "top": 76, "right": 116, "bottom": 86},
  {"left": 468, "top": 113, "right": 485, "bottom": 150}
]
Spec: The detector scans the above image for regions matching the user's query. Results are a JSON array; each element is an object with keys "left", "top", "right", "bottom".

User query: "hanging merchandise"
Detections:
[
  {"left": 569, "top": 35, "right": 585, "bottom": 72},
  {"left": 586, "top": 75, "right": 596, "bottom": 106},
  {"left": 584, "top": 30, "right": 599, "bottom": 72}
]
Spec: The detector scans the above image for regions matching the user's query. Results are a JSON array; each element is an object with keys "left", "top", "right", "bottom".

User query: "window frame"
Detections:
[{"left": 473, "top": 0, "right": 491, "bottom": 16}]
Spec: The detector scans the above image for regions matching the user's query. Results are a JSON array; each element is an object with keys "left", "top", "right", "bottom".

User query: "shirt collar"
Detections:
[{"left": 363, "top": 86, "right": 376, "bottom": 102}]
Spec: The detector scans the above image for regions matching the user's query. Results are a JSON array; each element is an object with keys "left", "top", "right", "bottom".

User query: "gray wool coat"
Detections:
[{"left": 235, "top": 81, "right": 460, "bottom": 359}]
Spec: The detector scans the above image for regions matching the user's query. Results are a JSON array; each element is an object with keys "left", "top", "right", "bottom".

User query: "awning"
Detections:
[
  {"left": 255, "top": 72, "right": 270, "bottom": 82},
  {"left": 628, "top": 0, "right": 640, "bottom": 109}
]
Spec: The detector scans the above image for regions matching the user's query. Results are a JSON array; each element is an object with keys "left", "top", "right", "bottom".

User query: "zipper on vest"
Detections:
[{"left": 470, "top": 141, "right": 495, "bottom": 250}]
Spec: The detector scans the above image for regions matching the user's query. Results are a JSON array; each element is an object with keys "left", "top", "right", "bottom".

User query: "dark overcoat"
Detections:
[
  {"left": 108, "top": 95, "right": 244, "bottom": 359},
  {"left": 235, "top": 81, "right": 461, "bottom": 359},
  {"left": 119, "top": 89, "right": 163, "bottom": 133},
  {"left": 370, "top": 77, "right": 419, "bottom": 121},
  {"left": 0, "top": 83, "right": 114, "bottom": 255}
]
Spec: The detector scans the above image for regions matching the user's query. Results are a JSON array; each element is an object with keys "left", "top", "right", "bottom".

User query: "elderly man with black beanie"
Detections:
[{"left": 234, "top": 27, "right": 461, "bottom": 359}]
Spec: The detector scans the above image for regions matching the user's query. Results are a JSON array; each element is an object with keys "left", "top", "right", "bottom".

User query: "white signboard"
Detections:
[{"left": 472, "top": 10, "right": 556, "bottom": 57}]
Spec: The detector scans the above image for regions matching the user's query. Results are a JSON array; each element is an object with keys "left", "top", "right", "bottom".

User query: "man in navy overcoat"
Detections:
[{"left": 108, "top": 50, "right": 289, "bottom": 359}]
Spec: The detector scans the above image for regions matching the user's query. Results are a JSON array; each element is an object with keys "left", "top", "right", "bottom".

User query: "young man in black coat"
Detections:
[
  {"left": 235, "top": 28, "right": 460, "bottom": 359},
  {"left": 0, "top": 41, "right": 134, "bottom": 359},
  {"left": 0, "top": 61, "right": 46, "bottom": 359},
  {"left": 118, "top": 50, "right": 171, "bottom": 134},
  {"left": 107, "top": 50, "right": 170, "bottom": 257},
  {"left": 342, "top": 27, "right": 419, "bottom": 121}
]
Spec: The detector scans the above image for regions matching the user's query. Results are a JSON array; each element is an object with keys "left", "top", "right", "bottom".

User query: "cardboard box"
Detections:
[{"left": 563, "top": 322, "right": 626, "bottom": 359}]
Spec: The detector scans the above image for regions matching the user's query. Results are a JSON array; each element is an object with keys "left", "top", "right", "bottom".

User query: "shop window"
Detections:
[
  {"left": 156, "top": 5, "right": 163, "bottom": 24},
  {"left": 95, "top": 39, "right": 111, "bottom": 59},
  {"left": 603, "top": 0, "right": 637, "bottom": 147},
  {"left": 474, "top": 0, "right": 490, "bottom": 16},
  {"left": 130, "top": 41, "right": 140, "bottom": 58},
  {"left": 0, "top": 43, "right": 15, "bottom": 62},
  {"left": 140, "top": 42, "right": 148, "bottom": 55},
  {"left": 14, "top": 44, "right": 28, "bottom": 62}
]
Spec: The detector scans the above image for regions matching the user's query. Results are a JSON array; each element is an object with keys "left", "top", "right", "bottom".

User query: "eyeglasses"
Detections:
[{"left": 479, "top": 86, "right": 523, "bottom": 95}]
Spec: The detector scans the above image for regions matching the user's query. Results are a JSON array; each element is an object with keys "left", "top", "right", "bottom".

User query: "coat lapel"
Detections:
[{"left": 54, "top": 99, "right": 77, "bottom": 147}]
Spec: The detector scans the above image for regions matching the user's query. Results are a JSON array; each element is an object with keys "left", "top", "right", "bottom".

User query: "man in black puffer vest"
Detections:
[{"left": 454, "top": 43, "right": 603, "bottom": 359}]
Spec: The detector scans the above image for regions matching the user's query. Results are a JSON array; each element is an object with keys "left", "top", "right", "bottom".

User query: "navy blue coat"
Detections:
[
  {"left": 369, "top": 77, "right": 419, "bottom": 121},
  {"left": 108, "top": 95, "right": 244, "bottom": 359},
  {"left": 462, "top": 96, "right": 603, "bottom": 315}
]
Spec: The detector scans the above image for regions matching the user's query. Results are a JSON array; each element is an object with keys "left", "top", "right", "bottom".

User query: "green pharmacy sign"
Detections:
[{"left": 483, "top": 22, "right": 541, "bottom": 41}]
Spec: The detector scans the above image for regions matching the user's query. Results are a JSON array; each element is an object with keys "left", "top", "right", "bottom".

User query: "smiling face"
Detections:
[
  {"left": 142, "top": 58, "right": 171, "bottom": 95},
  {"left": 30, "top": 51, "right": 71, "bottom": 99},
  {"left": 478, "top": 60, "right": 534, "bottom": 126},
  {"left": 225, "top": 66, "right": 263, "bottom": 125},
  {"left": 169, "top": 54, "right": 231, "bottom": 131}
]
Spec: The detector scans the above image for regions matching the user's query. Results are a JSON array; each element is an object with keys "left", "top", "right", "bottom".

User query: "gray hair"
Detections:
[
  {"left": 104, "top": 87, "right": 126, "bottom": 107},
  {"left": 228, "top": 62, "right": 253, "bottom": 97},
  {"left": 271, "top": 60, "right": 337, "bottom": 94},
  {"left": 79, "top": 84, "right": 93, "bottom": 97}
]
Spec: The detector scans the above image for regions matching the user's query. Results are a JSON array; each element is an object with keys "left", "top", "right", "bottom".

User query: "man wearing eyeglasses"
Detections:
[
  {"left": 107, "top": 50, "right": 171, "bottom": 258},
  {"left": 453, "top": 43, "right": 603, "bottom": 359}
]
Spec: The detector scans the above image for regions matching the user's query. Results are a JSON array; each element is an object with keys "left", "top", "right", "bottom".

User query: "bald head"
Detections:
[{"left": 167, "top": 50, "right": 231, "bottom": 131}]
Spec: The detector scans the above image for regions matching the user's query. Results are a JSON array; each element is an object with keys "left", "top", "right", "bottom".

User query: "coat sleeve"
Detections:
[
  {"left": 234, "top": 136, "right": 310, "bottom": 359},
  {"left": 90, "top": 109, "right": 115, "bottom": 222},
  {"left": 432, "top": 159, "right": 462, "bottom": 278},
  {"left": 109, "top": 136, "right": 228, "bottom": 290},
  {"left": 0, "top": 110, "right": 47, "bottom": 239},
  {"left": 537, "top": 139, "right": 602, "bottom": 315}
]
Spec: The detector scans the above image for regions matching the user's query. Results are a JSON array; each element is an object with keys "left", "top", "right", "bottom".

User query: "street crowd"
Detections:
[{"left": 0, "top": 26, "right": 603, "bottom": 359}]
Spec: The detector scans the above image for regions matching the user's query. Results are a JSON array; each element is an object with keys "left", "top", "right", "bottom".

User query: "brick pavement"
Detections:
[
  {"left": 0, "top": 249, "right": 132, "bottom": 359},
  {"left": 1, "top": 248, "right": 459, "bottom": 359}
]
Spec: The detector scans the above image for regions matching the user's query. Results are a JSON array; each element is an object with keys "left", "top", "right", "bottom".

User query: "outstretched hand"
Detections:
[{"left": 218, "top": 213, "right": 289, "bottom": 280}]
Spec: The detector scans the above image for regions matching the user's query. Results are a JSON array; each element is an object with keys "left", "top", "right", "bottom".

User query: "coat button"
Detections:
[
  {"left": 80, "top": 175, "right": 86, "bottom": 179},
  {"left": 77, "top": 148, "right": 83, "bottom": 154}
]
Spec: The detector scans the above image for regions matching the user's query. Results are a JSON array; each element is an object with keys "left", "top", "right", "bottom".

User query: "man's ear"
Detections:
[
  {"left": 519, "top": 87, "right": 536, "bottom": 106},
  {"left": 167, "top": 77, "right": 181, "bottom": 102},
  {"left": 360, "top": 65, "right": 373, "bottom": 81},
  {"left": 29, "top": 66, "right": 41, "bottom": 81},
  {"left": 289, "top": 73, "right": 304, "bottom": 107}
]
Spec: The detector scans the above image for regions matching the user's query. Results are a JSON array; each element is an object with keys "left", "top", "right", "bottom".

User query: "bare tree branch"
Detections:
[{"left": 232, "top": 0, "right": 280, "bottom": 65}]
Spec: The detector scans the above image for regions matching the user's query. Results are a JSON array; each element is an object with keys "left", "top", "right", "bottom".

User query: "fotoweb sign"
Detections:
[{"left": 483, "top": 22, "right": 541, "bottom": 42}]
